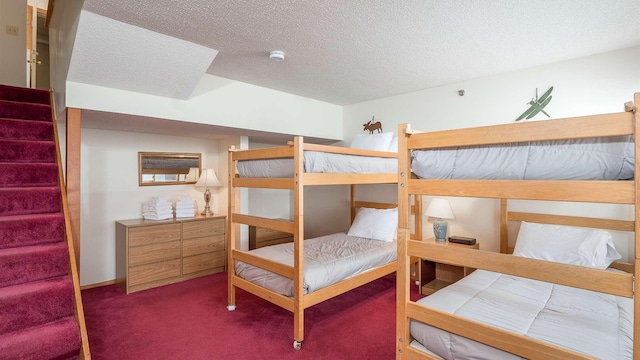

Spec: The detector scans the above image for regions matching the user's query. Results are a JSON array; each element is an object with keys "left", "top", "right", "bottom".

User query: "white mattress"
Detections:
[
  {"left": 236, "top": 150, "right": 397, "bottom": 177},
  {"left": 410, "top": 270, "right": 633, "bottom": 360},
  {"left": 411, "top": 135, "right": 634, "bottom": 180},
  {"left": 234, "top": 232, "right": 396, "bottom": 296}
]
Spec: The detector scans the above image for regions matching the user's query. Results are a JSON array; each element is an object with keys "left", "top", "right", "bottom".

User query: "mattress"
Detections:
[
  {"left": 236, "top": 150, "right": 397, "bottom": 178},
  {"left": 411, "top": 135, "right": 634, "bottom": 180},
  {"left": 234, "top": 232, "right": 396, "bottom": 296},
  {"left": 410, "top": 270, "right": 633, "bottom": 360}
]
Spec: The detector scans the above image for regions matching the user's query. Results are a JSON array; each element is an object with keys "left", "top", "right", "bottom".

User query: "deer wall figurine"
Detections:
[{"left": 363, "top": 117, "right": 383, "bottom": 134}]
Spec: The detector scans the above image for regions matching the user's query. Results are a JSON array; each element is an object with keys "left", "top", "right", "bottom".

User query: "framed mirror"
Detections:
[{"left": 138, "top": 152, "right": 201, "bottom": 186}]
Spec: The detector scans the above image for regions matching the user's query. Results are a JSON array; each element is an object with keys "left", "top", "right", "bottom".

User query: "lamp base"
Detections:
[
  {"left": 433, "top": 219, "right": 448, "bottom": 242},
  {"left": 201, "top": 188, "right": 214, "bottom": 217}
]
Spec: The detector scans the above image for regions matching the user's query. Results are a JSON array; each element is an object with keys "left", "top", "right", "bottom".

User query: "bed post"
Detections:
[
  {"left": 227, "top": 146, "right": 237, "bottom": 311},
  {"left": 293, "top": 136, "right": 305, "bottom": 349},
  {"left": 499, "top": 199, "right": 508, "bottom": 254},
  {"left": 632, "top": 92, "right": 639, "bottom": 360},
  {"left": 350, "top": 184, "right": 357, "bottom": 223},
  {"left": 397, "top": 124, "right": 411, "bottom": 359}
]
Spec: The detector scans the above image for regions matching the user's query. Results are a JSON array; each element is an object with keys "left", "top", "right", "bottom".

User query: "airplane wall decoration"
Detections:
[{"left": 515, "top": 86, "right": 553, "bottom": 121}]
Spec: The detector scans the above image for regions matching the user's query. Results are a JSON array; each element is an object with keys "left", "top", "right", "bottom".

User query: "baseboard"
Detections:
[{"left": 80, "top": 279, "right": 117, "bottom": 290}]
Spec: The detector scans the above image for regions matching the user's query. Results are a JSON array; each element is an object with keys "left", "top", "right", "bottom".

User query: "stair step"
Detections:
[
  {"left": 0, "top": 84, "right": 50, "bottom": 105},
  {"left": 0, "top": 100, "right": 51, "bottom": 122},
  {"left": 0, "top": 140, "right": 56, "bottom": 163},
  {"left": 0, "top": 277, "right": 74, "bottom": 335},
  {"left": 0, "top": 317, "right": 80, "bottom": 360},
  {"left": 0, "top": 163, "right": 58, "bottom": 188},
  {"left": 0, "top": 213, "right": 65, "bottom": 250},
  {"left": 0, "top": 187, "right": 61, "bottom": 217},
  {"left": 0, "top": 243, "right": 70, "bottom": 288},
  {"left": 0, "top": 118, "right": 53, "bottom": 141}
]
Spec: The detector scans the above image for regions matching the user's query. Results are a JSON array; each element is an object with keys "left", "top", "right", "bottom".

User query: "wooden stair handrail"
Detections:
[{"left": 50, "top": 91, "right": 91, "bottom": 360}]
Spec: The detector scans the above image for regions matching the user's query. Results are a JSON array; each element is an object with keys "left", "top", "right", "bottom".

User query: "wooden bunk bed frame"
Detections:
[
  {"left": 396, "top": 93, "right": 640, "bottom": 360},
  {"left": 227, "top": 136, "right": 406, "bottom": 349}
]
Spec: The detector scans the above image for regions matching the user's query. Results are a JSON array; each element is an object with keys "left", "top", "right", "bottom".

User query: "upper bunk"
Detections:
[
  {"left": 398, "top": 106, "right": 636, "bottom": 205},
  {"left": 229, "top": 136, "right": 397, "bottom": 188}
]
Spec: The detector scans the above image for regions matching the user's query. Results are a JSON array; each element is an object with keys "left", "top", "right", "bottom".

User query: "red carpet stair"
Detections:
[{"left": 0, "top": 84, "right": 83, "bottom": 359}]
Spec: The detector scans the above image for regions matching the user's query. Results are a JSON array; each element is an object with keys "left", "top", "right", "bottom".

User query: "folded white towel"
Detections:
[
  {"left": 175, "top": 213, "right": 195, "bottom": 218},
  {"left": 142, "top": 210, "right": 173, "bottom": 217},
  {"left": 143, "top": 213, "right": 173, "bottom": 220},
  {"left": 175, "top": 204, "right": 195, "bottom": 210}
]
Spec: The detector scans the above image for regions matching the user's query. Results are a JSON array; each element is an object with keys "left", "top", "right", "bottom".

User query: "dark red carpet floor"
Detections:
[{"left": 82, "top": 272, "right": 423, "bottom": 360}]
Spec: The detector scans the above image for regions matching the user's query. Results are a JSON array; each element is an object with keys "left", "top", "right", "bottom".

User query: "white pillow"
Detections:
[
  {"left": 513, "top": 221, "right": 621, "bottom": 269},
  {"left": 350, "top": 132, "right": 393, "bottom": 152},
  {"left": 387, "top": 136, "right": 398, "bottom": 153},
  {"left": 347, "top": 207, "right": 398, "bottom": 242}
]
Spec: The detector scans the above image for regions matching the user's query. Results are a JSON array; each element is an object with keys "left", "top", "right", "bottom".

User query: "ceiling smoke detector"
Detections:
[{"left": 269, "top": 50, "right": 285, "bottom": 61}]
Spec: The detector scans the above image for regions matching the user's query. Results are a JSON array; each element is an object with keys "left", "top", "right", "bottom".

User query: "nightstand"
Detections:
[{"left": 419, "top": 238, "right": 479, "bottom": 295}]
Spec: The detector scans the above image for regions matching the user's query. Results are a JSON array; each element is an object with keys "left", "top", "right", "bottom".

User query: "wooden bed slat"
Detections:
[
  {"left": 408, "top": 179, "right": 634, "bottom": 204},
  {"left": 233, "top": 177, "right": 294, "bottom": 189},
  {"left": 231, "top": 275, "right": 295, "bottom": 312},
  {"left": 231, "top": 146, "right": 293, "bottom": 161},
  {"left": 232, "top": 214, "right": 294, "bottom": 234},
  {"left": 301, "top": 142, "right": 397, "bottom": 158},
  {"left": 407, "top": 240, "right": 633, "bottom": 297},
  {"left": 407, "top": 111, "right": 632, "bottom": 149},
  {"left": 303, "top": 172, "right": 396, "bottom": 185},
  {"left": 232, "top": 249, "right": 294, "bottom": 279},
  {"left": 406, "top": 302, "right": 596, "bottom": 360},
  {"left": 303, "top": 261, "right": 397, "bottom": 308},
  {"left": 508, "top": 211, "right": 635, "bottom": 232}
]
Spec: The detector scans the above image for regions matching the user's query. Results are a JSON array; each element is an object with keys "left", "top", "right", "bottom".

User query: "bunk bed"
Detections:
[
  {"left": 227, "top": 136, "right": 413, "bottom": 349},
  {"left": 396, "top": 93, "right": 639, "bottom": 360}
]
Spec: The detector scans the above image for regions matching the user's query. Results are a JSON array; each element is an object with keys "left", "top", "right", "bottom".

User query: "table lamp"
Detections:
[
  {"left": 425, "top": 198, "right": 454, "bottom": 242},
  {"left": 195, "top": 168, "right": 221, "bottom": 216}
]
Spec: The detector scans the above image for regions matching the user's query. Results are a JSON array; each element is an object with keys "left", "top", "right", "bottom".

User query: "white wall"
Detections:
[
  {"left": 344, "top": 46, "right": 640, "bottom": 261},
  {"left": 65, "top": 76, "right": 343, "bottom": 142},
  {"left": 0, "top": 0, "right": 27, "bottom": 86},
  {"left": 77, "top": 126, "right": 231, "bottom": 286}
]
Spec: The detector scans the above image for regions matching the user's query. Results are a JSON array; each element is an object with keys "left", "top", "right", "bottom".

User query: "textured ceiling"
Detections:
[{"left": 78, "top": 0, "right": 640, "bottom": 106}]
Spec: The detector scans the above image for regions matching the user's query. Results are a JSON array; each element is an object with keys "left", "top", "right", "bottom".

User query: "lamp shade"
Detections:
[
  {"left": 185, "top": 167, "right": 199, "bottom": 182},
  {"left": 195, "top": 168, "right": 221, "bottom": 189},
  {"left": 425, "top": 198, "right": 454, "bottom": 220}
]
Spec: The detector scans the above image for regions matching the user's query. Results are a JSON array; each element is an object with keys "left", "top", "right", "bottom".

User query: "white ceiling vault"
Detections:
[{"left": 73, "top": 0, "right": 640, "bottom": 106}]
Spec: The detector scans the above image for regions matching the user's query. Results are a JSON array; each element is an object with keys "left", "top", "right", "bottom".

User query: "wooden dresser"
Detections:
[
  {"left": 249, "top": 225, "right": 293, "bottom": 250},
  {"left": 116, "top": 215, "right": 226, "bottom": 294}
]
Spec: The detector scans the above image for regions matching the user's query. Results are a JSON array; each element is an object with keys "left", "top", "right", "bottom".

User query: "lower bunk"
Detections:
[
  {"left": 402, "top": 203, "right": 635, "bottom": 360},
  {"left": 410, "top": 268, "right": 632, "bottom": 359},
  {"left": 228, "top": 197, "right": 420, "bottom": 349}
]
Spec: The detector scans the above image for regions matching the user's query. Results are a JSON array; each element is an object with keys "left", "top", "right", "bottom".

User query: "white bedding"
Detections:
[
  {"left": 236, "top": 151, "right": 397, "bottom": 178},
  {"left": 411, "top": 135, "right": 634, "bottom": 180},
  {"left": 410, "top": 270, "right": 633, "bottom": 360},
  {"left": 234, "top": 232, "right": 396, "bottom": 296}
]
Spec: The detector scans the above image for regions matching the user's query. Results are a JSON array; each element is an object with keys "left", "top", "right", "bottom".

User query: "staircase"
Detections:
[{"left": 0, "top": 84, "right": 88, "bottom": 359}]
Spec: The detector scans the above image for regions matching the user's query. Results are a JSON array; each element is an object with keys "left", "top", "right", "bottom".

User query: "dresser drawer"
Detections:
[
  {"left": 129, "top": 259, "right": 181, "bottom": 286},
  {"left": 182, "top": 235, "right": 225, "bottom": 257},
  {"left": 129, "top": 240, "right": 181, "bottom": 267},
  {"left": 129, "top": 224, "right": 181, "bottom": 247},
  {"left": 249, "top": 226, "right": 293, "bottom": 249},
  {"left": 183, "top": 251, "right": 225, "bottom": 275},
  {"left": 182, "top": 219, "right": 225, "bottom": 239}
]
